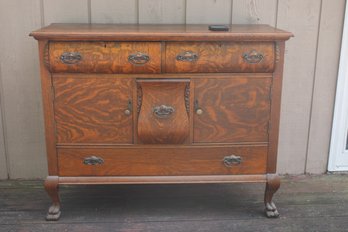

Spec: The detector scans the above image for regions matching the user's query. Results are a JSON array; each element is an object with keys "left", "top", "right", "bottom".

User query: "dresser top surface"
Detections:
[{"left": 30, "top": 24, "right": 293, "bottom": 41}]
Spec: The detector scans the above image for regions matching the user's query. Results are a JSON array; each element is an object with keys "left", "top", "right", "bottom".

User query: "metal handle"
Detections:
[
  {"left": 176, "top": 51, "right": 199, "bottom": 62},
  {"left": 83, "top": 156, "right": 104, "bottom": 165},
  {"left": 124, "top": 100, "right": 132, "bottom": 116},
  {"left": 60, "top": 52, "right": 82, "bottom": 64},
  {"left": 194, "top": 100, "right": 203, "bottom": 115},
  {"left": 223, "top": 155, "right": 242, "bottom": 167},
  {"left": 153, "top": 105, "right": 175, "bottom": 118},
  {"left": 128, "top": 52, "right": 150, "bottom": 65},
  {"left": 242, "top": 50, "right": 264, "bottom": 64}
]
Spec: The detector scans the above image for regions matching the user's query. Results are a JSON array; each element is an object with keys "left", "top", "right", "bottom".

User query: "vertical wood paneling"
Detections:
[
  {"left": 0, "top": 0, "right": 345, "bottom": 178},
  {"left": 91, "top": 0, "right": 137, "bottom": 23},
  {"left": 306, "top": 0, "right": 346, "bottom": 174},
  {"left": 186, "top": 0, "right": 232, "bottom": 24},
  {"left": 139, "top": 0, "right": 185, "bottom": 24},
  {"left": 276, "top": 0, "right": 321, "bottom": 174},
  {"left": 232, "top": 0, "right": 277, "bottom": 25},
  {"left": 0, "top": 0, "right": 47, "bottom": 178},
  {"left": 43, "top": 0, "right": 89, "bottom": 25},
  {"left": 0, "top": 65, "right": 8, "bottom": 179}
]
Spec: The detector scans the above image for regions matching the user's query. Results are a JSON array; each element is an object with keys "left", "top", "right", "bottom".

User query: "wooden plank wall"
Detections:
[{"left": 0, "top": 0, "right": 345, "bottom": 179}]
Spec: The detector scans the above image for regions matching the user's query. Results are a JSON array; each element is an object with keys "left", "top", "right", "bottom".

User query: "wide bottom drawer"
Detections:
[{"left": 58, "top": 146, "right": 267, "bottom": 176}]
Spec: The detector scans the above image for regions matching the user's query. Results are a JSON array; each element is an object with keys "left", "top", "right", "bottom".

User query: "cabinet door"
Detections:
[
  {"left": 193, "top": 77, "right": 271, "bottom": 143},
  {"left": 53, "top": 76, "right": 133, "bottom": 144}
]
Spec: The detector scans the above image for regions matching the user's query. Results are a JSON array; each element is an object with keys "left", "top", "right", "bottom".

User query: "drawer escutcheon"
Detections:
[
  {"left": 242, "top": 50, "right": 264, "bottom": 64},
  {"left": 223, "top": 155, "right": 242, "bottom": 167},
  {"left": 83, "top": 156, "right": 104, "bottom": 166},
  {"left": 176, "top": 51, "right": 199, "bottom": 62},
  {"left": 60, "top": 52, "right": 82, "bottom": 64},
  {"left": 128, "top": 52, "right": 150, "bottom": 65},
  {"left": 153, "top": 105, "right": 175, "bottom": 118}
]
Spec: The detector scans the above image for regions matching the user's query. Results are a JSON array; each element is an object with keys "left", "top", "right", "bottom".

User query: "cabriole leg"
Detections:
[
  {"left": 44, "top": 176, "right": 61, "bottom": 221},
  {"left": 264, "top": 173, "right": 280, "bottom": 218}
]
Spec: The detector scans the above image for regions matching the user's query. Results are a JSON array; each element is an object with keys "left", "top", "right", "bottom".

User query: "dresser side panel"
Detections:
[
  {"left": 267, "top": 41, "right": 285, "bottom": 173},
  {"left": 38, "top": 40, "right": 58, "bottom": 175}
]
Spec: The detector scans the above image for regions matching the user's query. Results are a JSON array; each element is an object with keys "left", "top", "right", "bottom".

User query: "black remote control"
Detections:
[{"left": 209, "top": 25, "right": 229, "bottom": 31}]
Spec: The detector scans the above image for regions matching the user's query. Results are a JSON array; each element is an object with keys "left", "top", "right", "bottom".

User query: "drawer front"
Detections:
[
  {"left": 136, "top": 79, "right": 190, "bottom": 144},
  {"left": 165, "top": 42, "right": 275, "bottom": 73},
  {"left": 193, "top": 77, "right": 271, "bottom": 143},
  {"left": 53, "top": 76, "right": 133, "bottom": 144},
  {"left": 58, "top": 146, "right": 267, "bottom": 176},
  {"left": 49, "top": 42, "right": 161, "bottom": 73}
]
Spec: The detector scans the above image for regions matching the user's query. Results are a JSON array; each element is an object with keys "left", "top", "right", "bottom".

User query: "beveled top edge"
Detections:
[{"left": 30, "top": 23, "right": 293, "bottom": 41}]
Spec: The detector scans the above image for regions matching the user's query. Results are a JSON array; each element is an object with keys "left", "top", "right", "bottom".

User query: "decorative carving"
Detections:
[
  {"left": 44, "top": 176, "right": 61, "bottom": 221},
  {"left": 264, "top": 174, "right": 280, "bottom": 218},
  {"left": 137, "top": 84, "right": 143, "bottom": 113},
  {"left": 128, "top": 52, "right": 150, "bottom": 65},
  {"left": 184, "top": 83, "right": 190, "bottom": 114},
  {"left": 223, "top": 155, "right": 242, "bottom": 167},
  {"left": 43, "top": 42, "right": 50, "bottom": 70},
  {"left": 242, "top": 50, "right": 264, "bottom": 64},
  {"left": 275, "top": 43, "right": 280, "bottom": 63}
]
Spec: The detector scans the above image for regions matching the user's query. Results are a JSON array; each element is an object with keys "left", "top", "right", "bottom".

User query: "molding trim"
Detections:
[{"left": 328, "top": 2, "right": 348, "bottom": 171}]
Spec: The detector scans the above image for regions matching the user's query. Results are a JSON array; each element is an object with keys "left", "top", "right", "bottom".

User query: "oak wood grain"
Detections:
[
  {"left": 39, "top": 40, "right": 58, "bottom": 175},
  {"left": 30, "top": 24, "right": 293, "bottom": 41},
  {"left": 137, "top": 80, "right": 190, "bottom": 144},
  {"left": 59, "top": 174, "right": 267, "bottom": 184},
  {"left": 193, "top": 77, "right": 272, "bottom": 143},
  {"left": 53, "top": 76, "right": 133, "bottom": 143},
  {"left": 165, "top": 42, "right": 275, "bottom": 73},
  {"left": 49, "top": 42, "right": 161, "bottom": 73},
  {"left": 58, "top": 146, "right": 268, "bottom": 176}
]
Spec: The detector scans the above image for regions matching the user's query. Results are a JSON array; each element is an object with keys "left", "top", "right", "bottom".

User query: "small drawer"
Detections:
[
  {"left": 58, "top": 146, "right": 267, "bottom": 176},
  {"left": 165, "top": 42, "right": 275, "bottom": 73},
  {"left": 49, "top": 42, "right": 161, "bottom": 73}
]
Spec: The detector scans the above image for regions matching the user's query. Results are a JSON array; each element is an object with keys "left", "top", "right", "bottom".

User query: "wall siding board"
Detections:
[
  {"left": 186, "top": 0, "right": 232, "bottom": 24},
  {"left": 0, "top": 0, "right": 344, "bottom": 178},
  {"left": 139, "top": 0, "right": 185, "bottom": 24},
  {"left": 306, "top": 0, "right": 346, "bottom": 174},
  {"left": 43, "top": 0, "right": 89, "bottom": 25},
  {"left": 232, "top": 0, "right": 277, "bottom": 26},
  {"left": 0, "top": 0, "right": 47, "bottom": 178},
  {"left": 276, "top": 0, "right": 322, "bottom": 174},
  {"left": 0, "top": 65, "right": 8, "bottom": 179},
  {"left": 91, "top": 0, "right": 137, "bottom": 24}
]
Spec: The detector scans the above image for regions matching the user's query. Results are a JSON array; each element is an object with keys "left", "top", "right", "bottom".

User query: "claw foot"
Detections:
[
  {"left": 265, "top": 202, "right": 279, "bottom": 218},
  {"left": 46, "top": 203, "right": 61, "bottom": 221}
]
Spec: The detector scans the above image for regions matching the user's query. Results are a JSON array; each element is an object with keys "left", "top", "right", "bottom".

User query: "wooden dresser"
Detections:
[{"left": 30, "top": 24, "right": 292, "bottom": 220}]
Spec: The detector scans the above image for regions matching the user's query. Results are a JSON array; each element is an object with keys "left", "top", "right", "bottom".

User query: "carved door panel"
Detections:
[
  {"left": 193, "top": 77, "right": 272, "bottom": 143},
  {"left": 137, "top": 79, "right": 190, "bottom": 144},
  {"left": 53, "top": 76, "right": 133, "bottom": 144}
]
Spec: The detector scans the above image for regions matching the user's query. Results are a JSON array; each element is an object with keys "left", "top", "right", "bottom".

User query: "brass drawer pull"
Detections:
[
  {"left": 83, "top": 156, "right": 104, "bottom": 165},
  {"left": 242, "top": 50, "right": 264, "bottom": 64},
  {"left": 176, "top": 51, "right": 199, "bottom": 62},
  {"left": 153, "top": 105, "right": 175, "bottom": 118},
  {"left": 128, "top": 52, "right": 150, "bottom": 65},
  {"left": 223, "top": 155, "right": 242, "bottom": 167},
  {"left": 60, "top": 52, "right": 82, "bottom": 64}
]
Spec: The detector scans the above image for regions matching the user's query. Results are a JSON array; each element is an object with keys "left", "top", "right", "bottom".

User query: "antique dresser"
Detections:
[{"left": 30, "top": 24, "right": 292, "bottom": 220}]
